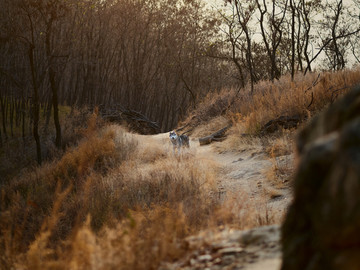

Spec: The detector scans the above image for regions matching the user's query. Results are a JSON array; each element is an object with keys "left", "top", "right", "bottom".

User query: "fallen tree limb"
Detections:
[
  {"left": 199, "top": 124, "right": 232, "bottom": 146},
  {"left": 101, "top": 108, "right": 161, "bottom": 135}
]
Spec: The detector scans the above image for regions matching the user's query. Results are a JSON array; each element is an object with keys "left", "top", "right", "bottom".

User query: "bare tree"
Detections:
[{"left": 255, "top": 0, "right": 288, "bottom": 81}]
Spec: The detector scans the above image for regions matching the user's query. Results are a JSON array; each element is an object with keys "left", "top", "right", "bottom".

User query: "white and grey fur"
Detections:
[{"left": 169, "top": 131, "right": 190, "bottom": 154}]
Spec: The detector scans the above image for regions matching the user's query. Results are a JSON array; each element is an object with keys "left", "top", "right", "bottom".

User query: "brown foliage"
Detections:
[
  {"left": 0, "top": 114, "right": 223, "bottom": 269},
  {"left": 182, "top": 69, "right": 360, "bottom": 135}
]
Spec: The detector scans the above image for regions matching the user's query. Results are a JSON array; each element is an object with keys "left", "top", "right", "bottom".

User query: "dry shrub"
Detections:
[
  {"left": 179, "top": 88, "right": 236, "bottom": 132},
  {"left": 113, "top": 146, "right": 218, "bottom": 228},
  {"left": 0, "top": 112, "right": 134, "bottom": 254},
  {"left": 211, "top": 191, "right": 276, "bottom": 229},
  {"left": 26, "top": 183, "right": 72, "bottom": 270},
  {"left": 190, "top": 116, "right": 230, "bottom": 138},
  {"left": 183, "top": 68, "right": 360, "bottom": 135},
  {"left": 266, "top": 154, "right": 294, "bottom": 189},
  {"left": 264, "top": 131, "right": 294, "bottom": 158},
  {"left": 212, "top": 122, "right": 262, "bottom": 153},
  {"left": 13, "top": 189, "right": 274, "bottom": 270},
  {"left": 96, "top": 206, "right": 189, "bottom": 270},
  {"left": 238, "top": 69, "right": 360, "bottom": 132},
  {"left": 19, "top": 205, "right": 189, "bottom": 270},
  {"left": 261, "top": 131, "right": 295, "bottom": 189},
  {"left": 55, "top": 130, "right": 115, "bottom": 184},
  {"left": 132, "top": 135, "right": 167, "bottom": 164},
  {"left": 61, "top": 107, "right": 104, "bottom": 149},
  {"left": 15, "top": 150, "right": 218, "bottom": 269},
  {"left": 1, "top": 120, "right": 222, "bottom": 269}
]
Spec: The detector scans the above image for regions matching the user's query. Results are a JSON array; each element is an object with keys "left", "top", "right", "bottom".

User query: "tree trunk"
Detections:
[
  {"left": 22, "top": 98, "right": 26, "bottom": 144},
  {"left": 28, "top": 45, "right": 42, "bottom": 165},
  {"left": 10, "top": 97, "right": 14, "bottom": 137},
  {"left": 46, "top": 17, "right": 62, "bottom": 148},
  {"left": 290, "top": 0, "right": 296, "bottom": 80},
  {"left": 0, "top": 93, "right": 7, "bottom": 140}
]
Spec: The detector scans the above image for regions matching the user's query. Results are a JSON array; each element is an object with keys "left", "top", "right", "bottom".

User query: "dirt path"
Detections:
[
  {"left": 149, "top": 132, "right": 292, "bottom": 216},
  {"left": 138, "top": 132, "right": 292, "bottom": 270}
]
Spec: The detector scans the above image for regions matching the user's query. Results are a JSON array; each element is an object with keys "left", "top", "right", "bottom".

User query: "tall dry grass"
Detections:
[
  {"left": 235, "top": 69, "right": 360, "bottom": 133},
  {"left": 182, "top": 68, "right": 360, "bottom": 135},
  {"left": 0, "top": 112, "right": 119, "bottom": 251},
  {"left": 1, "top": 111, "right": 237, "bottom": 269}
]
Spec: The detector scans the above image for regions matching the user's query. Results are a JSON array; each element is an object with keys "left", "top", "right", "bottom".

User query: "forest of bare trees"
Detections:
[
  {"left": 213, "top": 0, "right": 360, "bottom": 90},
  {"left": 0, "top": 0, "right": 359, "bottom": 164}
]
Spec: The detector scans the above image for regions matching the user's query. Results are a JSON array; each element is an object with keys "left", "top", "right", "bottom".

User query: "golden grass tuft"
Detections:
[
  {"left": 210, "top": 191, "right": 277, "bottom": 230},
  {"left": 261, "top": 131, "right": 295, "bottom": 190}
]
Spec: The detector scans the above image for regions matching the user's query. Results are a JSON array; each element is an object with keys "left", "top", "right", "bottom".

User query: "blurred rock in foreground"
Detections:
[{"left": 281, "top": 85, "right": 360, "bottom": 270}]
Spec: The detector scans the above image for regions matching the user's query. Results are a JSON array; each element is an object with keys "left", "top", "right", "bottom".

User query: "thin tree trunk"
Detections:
[
  {"left": 44, "top": 97, "right": 52, "bottom": 134},
  {"left": 10, "top": 97, "right": 14, "bottom": 137},
  {"left": 0, "top": 125, "right": 2, "bottom": 148},
  {"left": 0, "top": 93, "right": 7, "bottom": 140},
  {"left": 290, "top": 0, "right": 296, "bottom": 80},
  {"left": 22, "top": 98, "right": 26, "bottom": 144},
  {"left": 45, "top": 17, "right": 62, "bottom": 148},
  {"left": 28, "top": 45, "right": 42, "bottom": 165}
]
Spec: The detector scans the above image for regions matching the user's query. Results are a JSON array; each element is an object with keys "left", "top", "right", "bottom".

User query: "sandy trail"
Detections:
[
  {"left": 136, "top": 132, "right": 292, "bottom": 270},
  {"left": 147, "top": 132, "right": 291, "bottom": 216}
]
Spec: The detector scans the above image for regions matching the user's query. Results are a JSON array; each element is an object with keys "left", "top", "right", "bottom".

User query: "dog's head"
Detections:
[{"left": 169, "top": 131, "right": 178, "bottom": 141}]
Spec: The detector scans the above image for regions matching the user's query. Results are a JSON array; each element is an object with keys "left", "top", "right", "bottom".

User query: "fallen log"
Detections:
[
  {"left": 101, "top": 108, "right": 161, "bottom": 135},
  {"left": 199, "top": 125, "right": 232, "bottom": 146}
]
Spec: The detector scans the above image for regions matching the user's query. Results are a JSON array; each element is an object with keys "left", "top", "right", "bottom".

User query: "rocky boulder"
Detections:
[{"left": 281, "top": 85, "right": 360, "bottom": 270}]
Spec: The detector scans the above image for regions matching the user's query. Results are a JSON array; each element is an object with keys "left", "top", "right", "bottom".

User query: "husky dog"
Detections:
[{"left": 169, "top": 131, "right": 190, "bottom": 154}]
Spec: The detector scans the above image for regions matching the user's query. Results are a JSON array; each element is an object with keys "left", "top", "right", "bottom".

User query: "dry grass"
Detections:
[
  {"left": 180, "top": 89, "right": 235, "bottom": 131},
  {"left": 190, "top": 116, "right": 230, "bottom": 138},
  {"left": 210, "top": 191, "right": 277, "bottom": 230},
  {"left": 0, "top": 112, "right": 279, "bottom": 269},
  {"left": 181, "top": 68, "right": 360, "bottom": 135},
  {"left": 266, "top": 154, "right": 294, "bottom": 188},
  {"left": 0, "top": 113, "right": 224, "bottom": 269},
  {"left": 21, "top": 204, "right": 190, "bottom": 270},
  {"left": 212, "top": 123, "right": 262, "bottom": 154},
  {"left": 262, "top": 129, "right": 294, "bottom": 159},
  {"left": 0, "top": 112, "right": 121, "bottom": 254},
  {"left": 234, "top": 69, "right": 360, "bottom": 134},
  {"left": 4, "top": 69, "right": 357, "bottom": 269},
  {"left": 262, "top": 131, "right": 295, "bottom": 189}
]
